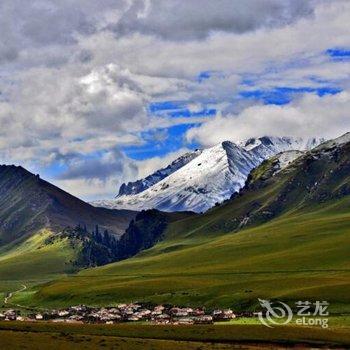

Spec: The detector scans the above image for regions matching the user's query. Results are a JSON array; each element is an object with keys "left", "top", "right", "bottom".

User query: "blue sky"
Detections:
[
  {"left": 122, "top": 124, "right": 201, "bottom": 160},
  {"left": 326, "top": 48, "right": 350, "bottom": 61}
]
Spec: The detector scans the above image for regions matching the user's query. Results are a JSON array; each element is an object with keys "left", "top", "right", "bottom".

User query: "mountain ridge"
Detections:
[
  {"left": 94, "top": 136, "right": 324, "bottom": 213},
  {"left": 0, "top": 164, "right": 140, "bottom": 277},
  {"left": 117, "top": 150, "right": 202, "bottom": 197},
  {"left": 0, "top": 164, "right": 136, "bottom": 246}
]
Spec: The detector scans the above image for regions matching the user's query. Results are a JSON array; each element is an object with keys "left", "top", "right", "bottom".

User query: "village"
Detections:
[{"left": 0, "top": 303, "right": 247, "bottom": 325}]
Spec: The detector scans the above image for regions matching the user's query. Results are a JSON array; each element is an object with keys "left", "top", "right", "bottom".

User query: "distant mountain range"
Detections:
[
  {"left": 94, "top": 136, "right": 324, "bottom": 213},
  {"left": 1, "top": 132, "right": 350, "bottom": 312},
  {"left": 114, "top": 132, "right": 350, "bottom": 258},
  {"left": 0, "top": 135, "right": 325, "bottom": 276}
]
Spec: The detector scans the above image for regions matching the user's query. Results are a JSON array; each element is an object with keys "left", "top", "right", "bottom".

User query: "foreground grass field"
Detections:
[{"left": 1, "top": 321, "right": 350, "bottom": 349}]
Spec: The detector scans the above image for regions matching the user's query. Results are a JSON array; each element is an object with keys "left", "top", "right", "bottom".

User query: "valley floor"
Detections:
[{"left": 0, "top": 321, "right": 350, "bottom": 350}]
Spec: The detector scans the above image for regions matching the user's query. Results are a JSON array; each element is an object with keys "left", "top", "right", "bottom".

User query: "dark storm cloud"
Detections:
[
  {"left": 0, "top": 46, "right": 18, "bottom": 63},
  {"left": 112, "top": 0, "right": 315, "bottom": 41},
  {"left": 0, "top": 0, "right": 317, "bottom": 65}
]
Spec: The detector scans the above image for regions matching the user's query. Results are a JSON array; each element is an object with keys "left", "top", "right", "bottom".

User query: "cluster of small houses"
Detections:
[{"left": 0, "top": 303, "right": 242, "bottom": 325}]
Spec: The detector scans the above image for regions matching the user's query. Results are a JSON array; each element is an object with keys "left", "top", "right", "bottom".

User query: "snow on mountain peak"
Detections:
[
  {"left": 270, "top": 150, "right": 305, "bottom": 175},
  {"left": 314, "top": 132, "right": 350, "bottom": 151},
  {"left": 117, "top": 149, "right": 202, "bottom": 197},
  {"left": 239, "top": 136, "right": 323, "bottom": 153},
  {"left": 241, "top": 137, "right": 262, "bottom": 151},
  {"left": 93, "top": 136, "right": 324, "bottom": 213}
]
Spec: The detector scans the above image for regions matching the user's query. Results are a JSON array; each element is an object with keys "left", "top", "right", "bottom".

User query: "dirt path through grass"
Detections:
[{"left": 4, "top": 284, "right": 27, "bottom": 305}]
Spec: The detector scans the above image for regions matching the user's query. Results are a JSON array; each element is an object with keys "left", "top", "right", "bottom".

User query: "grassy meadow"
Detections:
[
  {"left": 0, "top": 229, "right": 79, "bottom": 309},
  {"left": 9, "top": 199, "right": 349, "bottom": 313}
]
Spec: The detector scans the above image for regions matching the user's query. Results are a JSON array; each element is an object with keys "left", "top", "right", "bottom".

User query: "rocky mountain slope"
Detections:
[{"left": 94, "top": 136, "right": 323, "bottom": 213}]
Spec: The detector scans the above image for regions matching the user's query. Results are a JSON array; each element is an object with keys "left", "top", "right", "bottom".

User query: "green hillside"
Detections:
[
  {"left": 16, "top": 135, "right": 350, "bottom": 311},
  {"left": 0, "top": 229, "right": 77, "bottom": 308},
  {"left": 19, "top": 205, "right": 349, "bottom": 312},
  {"left": 0, "top": 230, "right": 77, "bottom": 280},
  {"left": 0, "top": 165, "right": 137, "bottom": 305}
]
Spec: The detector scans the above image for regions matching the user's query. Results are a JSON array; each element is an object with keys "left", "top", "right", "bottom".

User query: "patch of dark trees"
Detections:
[
  {"left": 116, "top": 209, "right": 169, "bottom": 260},
  {"left": 46, "top": 209, "right": 169, "bottom": 268}
]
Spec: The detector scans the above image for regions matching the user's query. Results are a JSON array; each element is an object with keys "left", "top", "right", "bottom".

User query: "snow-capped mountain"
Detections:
[
  {"left": 314, "top": 132, "right": 350, "bottom": 151},
  {"left": 118, "top": 150, "right": 202, "bottom": 196},
  {"left": 93, "top": 136, "right": 324, "bottom": 213}
]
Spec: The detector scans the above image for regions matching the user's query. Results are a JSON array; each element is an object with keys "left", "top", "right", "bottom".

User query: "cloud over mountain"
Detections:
[{"left": 186, "top": 91, "right": 350, "bottom": 146}]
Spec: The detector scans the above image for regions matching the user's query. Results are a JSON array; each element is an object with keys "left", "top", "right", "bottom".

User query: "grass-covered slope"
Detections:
[
  {"left": 0, "top": 229, "right": 78, "bottom": 306},
  {"left": 19, "top": 134, "right": 350, "bottom": 311},
  {"left": 0, "top": 229, "right": 76, "bottom": 281},
  {"left": 0, "top": 165, "right": 139, "bottom": 301},
  {"left": 0, "top": 226, "right": 139, "bottom": 307}
]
